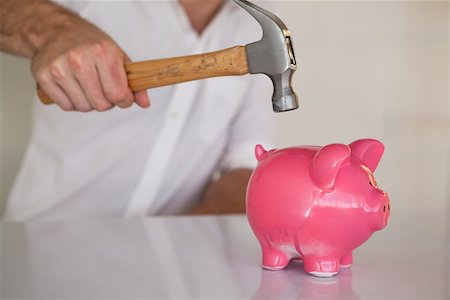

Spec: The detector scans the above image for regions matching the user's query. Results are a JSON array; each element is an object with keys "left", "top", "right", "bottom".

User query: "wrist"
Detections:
[
  {"left": 26, "top": 1, "right": 82, "bottom": 57},
  {"left": 0, "top": 0, "right": 84, "bottom": 57}
]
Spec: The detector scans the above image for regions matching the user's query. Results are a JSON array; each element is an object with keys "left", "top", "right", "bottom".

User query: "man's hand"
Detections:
[
  {"left": 187, "top": 169, "right": 252, "bottom": 215},
  {"left": 0, "top": 0, "right": 149, "bottom": 112}
]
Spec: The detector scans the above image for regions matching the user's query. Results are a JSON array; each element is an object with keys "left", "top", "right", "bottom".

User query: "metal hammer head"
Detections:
[{"left": 234, "top": 0, "right": 299, "bottom": 112}]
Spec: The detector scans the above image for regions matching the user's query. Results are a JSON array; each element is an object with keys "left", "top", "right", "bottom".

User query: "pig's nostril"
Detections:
[
  {"left": 383, "top": 205, "right": 386, "bottom": 212},
  {"left": 388, "top": 205, "right": 390, "bottom": 211}
]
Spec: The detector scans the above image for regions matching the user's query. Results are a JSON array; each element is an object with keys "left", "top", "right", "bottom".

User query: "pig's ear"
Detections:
[
  {"left": 349, "top": 139, "right": 384, "bottom": 172},
  {"left": 255, "top": 144, "right": 267, "bottom": 161},
  {"left": 311, "top": 144, "right": 351, "bottom": 190}
]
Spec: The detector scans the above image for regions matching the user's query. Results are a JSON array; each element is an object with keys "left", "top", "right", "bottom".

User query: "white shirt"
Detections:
[{"left": 3, "top": 0, "right": 275, "bottom": 221}]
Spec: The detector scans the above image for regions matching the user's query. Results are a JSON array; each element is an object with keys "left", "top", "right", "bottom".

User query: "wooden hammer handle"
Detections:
[{"left": 38, "top": 46, "right": 249, "bottom": 105}]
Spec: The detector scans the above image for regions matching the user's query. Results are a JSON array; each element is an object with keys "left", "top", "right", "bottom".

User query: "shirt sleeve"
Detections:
[{"left": 219, "top": 74, "right": 278, "bottom": 172}]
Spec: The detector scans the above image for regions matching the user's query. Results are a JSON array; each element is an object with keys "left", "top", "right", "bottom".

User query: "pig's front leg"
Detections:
[{"left": 261, "top": 247, "right": 292, "bottom": 270}]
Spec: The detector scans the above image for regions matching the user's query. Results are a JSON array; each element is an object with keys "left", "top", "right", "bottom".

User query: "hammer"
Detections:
[{"left": 38, "top": 0, "right": 299, "bottom": 112}]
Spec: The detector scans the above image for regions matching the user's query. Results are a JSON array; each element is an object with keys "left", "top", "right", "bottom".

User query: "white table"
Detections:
[{"left": 1, "top": 212, "right": 448, "bottom": 299}]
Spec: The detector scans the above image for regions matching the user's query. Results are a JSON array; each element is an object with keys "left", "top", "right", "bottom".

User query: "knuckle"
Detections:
[
  {"left": 92, "top": 40, "right": 118, "bottom": 60},
  {"left": 66, "top": 51, "right": 83, "bottom": 72},
  {"left": 92, "top": 41, "right": 108, "bottom": 57},
  {"left": 36, "top": 71, "right": 52, "bottom": 86},
  {"left": 49, "top": 63, "right": 64, "bottom": 80}
]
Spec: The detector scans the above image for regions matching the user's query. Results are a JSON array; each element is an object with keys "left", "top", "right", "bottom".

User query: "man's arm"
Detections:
[
  {"left": 0, "top": 0, "right": 149, "bottom": 111},
  {"left": 187, "top": 169, "right": 252, "bottom": 215}
]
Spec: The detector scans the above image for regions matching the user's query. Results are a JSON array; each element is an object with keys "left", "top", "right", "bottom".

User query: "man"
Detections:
[{"left": 0, "top": 0, "right": 275, "bottom": 220}]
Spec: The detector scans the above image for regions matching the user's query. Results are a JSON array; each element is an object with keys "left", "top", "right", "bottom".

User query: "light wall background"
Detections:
[{"left": 0, "top": 1, "right": 448, "bottom": 214}]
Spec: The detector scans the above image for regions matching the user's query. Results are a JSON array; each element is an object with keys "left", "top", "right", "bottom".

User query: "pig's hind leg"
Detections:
[{"left": 302, "top": 256, "right": 339, "bottom": 277}]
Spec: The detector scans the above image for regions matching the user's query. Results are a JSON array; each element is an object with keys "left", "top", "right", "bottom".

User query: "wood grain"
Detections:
[{"left": 126, "top": 45, "right": 249, "bottom": 91}]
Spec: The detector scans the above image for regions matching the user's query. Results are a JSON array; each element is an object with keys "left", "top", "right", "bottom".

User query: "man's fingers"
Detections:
[
  {"left": 36, "top": 75, "right": 74, "bottom": 111},
  {"left": 34, "top": 40, "right": 150, "bottom": 112},
  {"left": 134, "top": 90, "right": 151, "bottom": 108},
  {"left": 70, "top": 58, "right": 113, "bottom": 112},
  {"left": 94, "top": 43, "right": 134, "bottom": 108},
  {"left": 49, "top": 59, "right": 93, "bottom": 112},
  {"left": 122, "top": 53, "right": 150, "bottom": 109}
]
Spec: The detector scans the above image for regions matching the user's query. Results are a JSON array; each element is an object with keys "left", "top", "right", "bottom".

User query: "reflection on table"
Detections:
[{"left": 1, "top": 212, "right": 448, "bottom": 299}]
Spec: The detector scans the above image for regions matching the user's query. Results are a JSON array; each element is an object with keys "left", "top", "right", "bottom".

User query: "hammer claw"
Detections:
[{"left": 234, "top": 0, "right": 299, "bottom": 112}]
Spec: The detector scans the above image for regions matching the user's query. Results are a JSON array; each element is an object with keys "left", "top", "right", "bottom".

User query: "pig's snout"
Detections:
[{"left": 372, "top": 190, "right": 390, "bottom": 231}]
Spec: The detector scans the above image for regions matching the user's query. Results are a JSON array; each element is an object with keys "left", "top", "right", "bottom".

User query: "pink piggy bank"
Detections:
[{"left": 246, "top": 139, "right": 390, "bottom": 277}]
